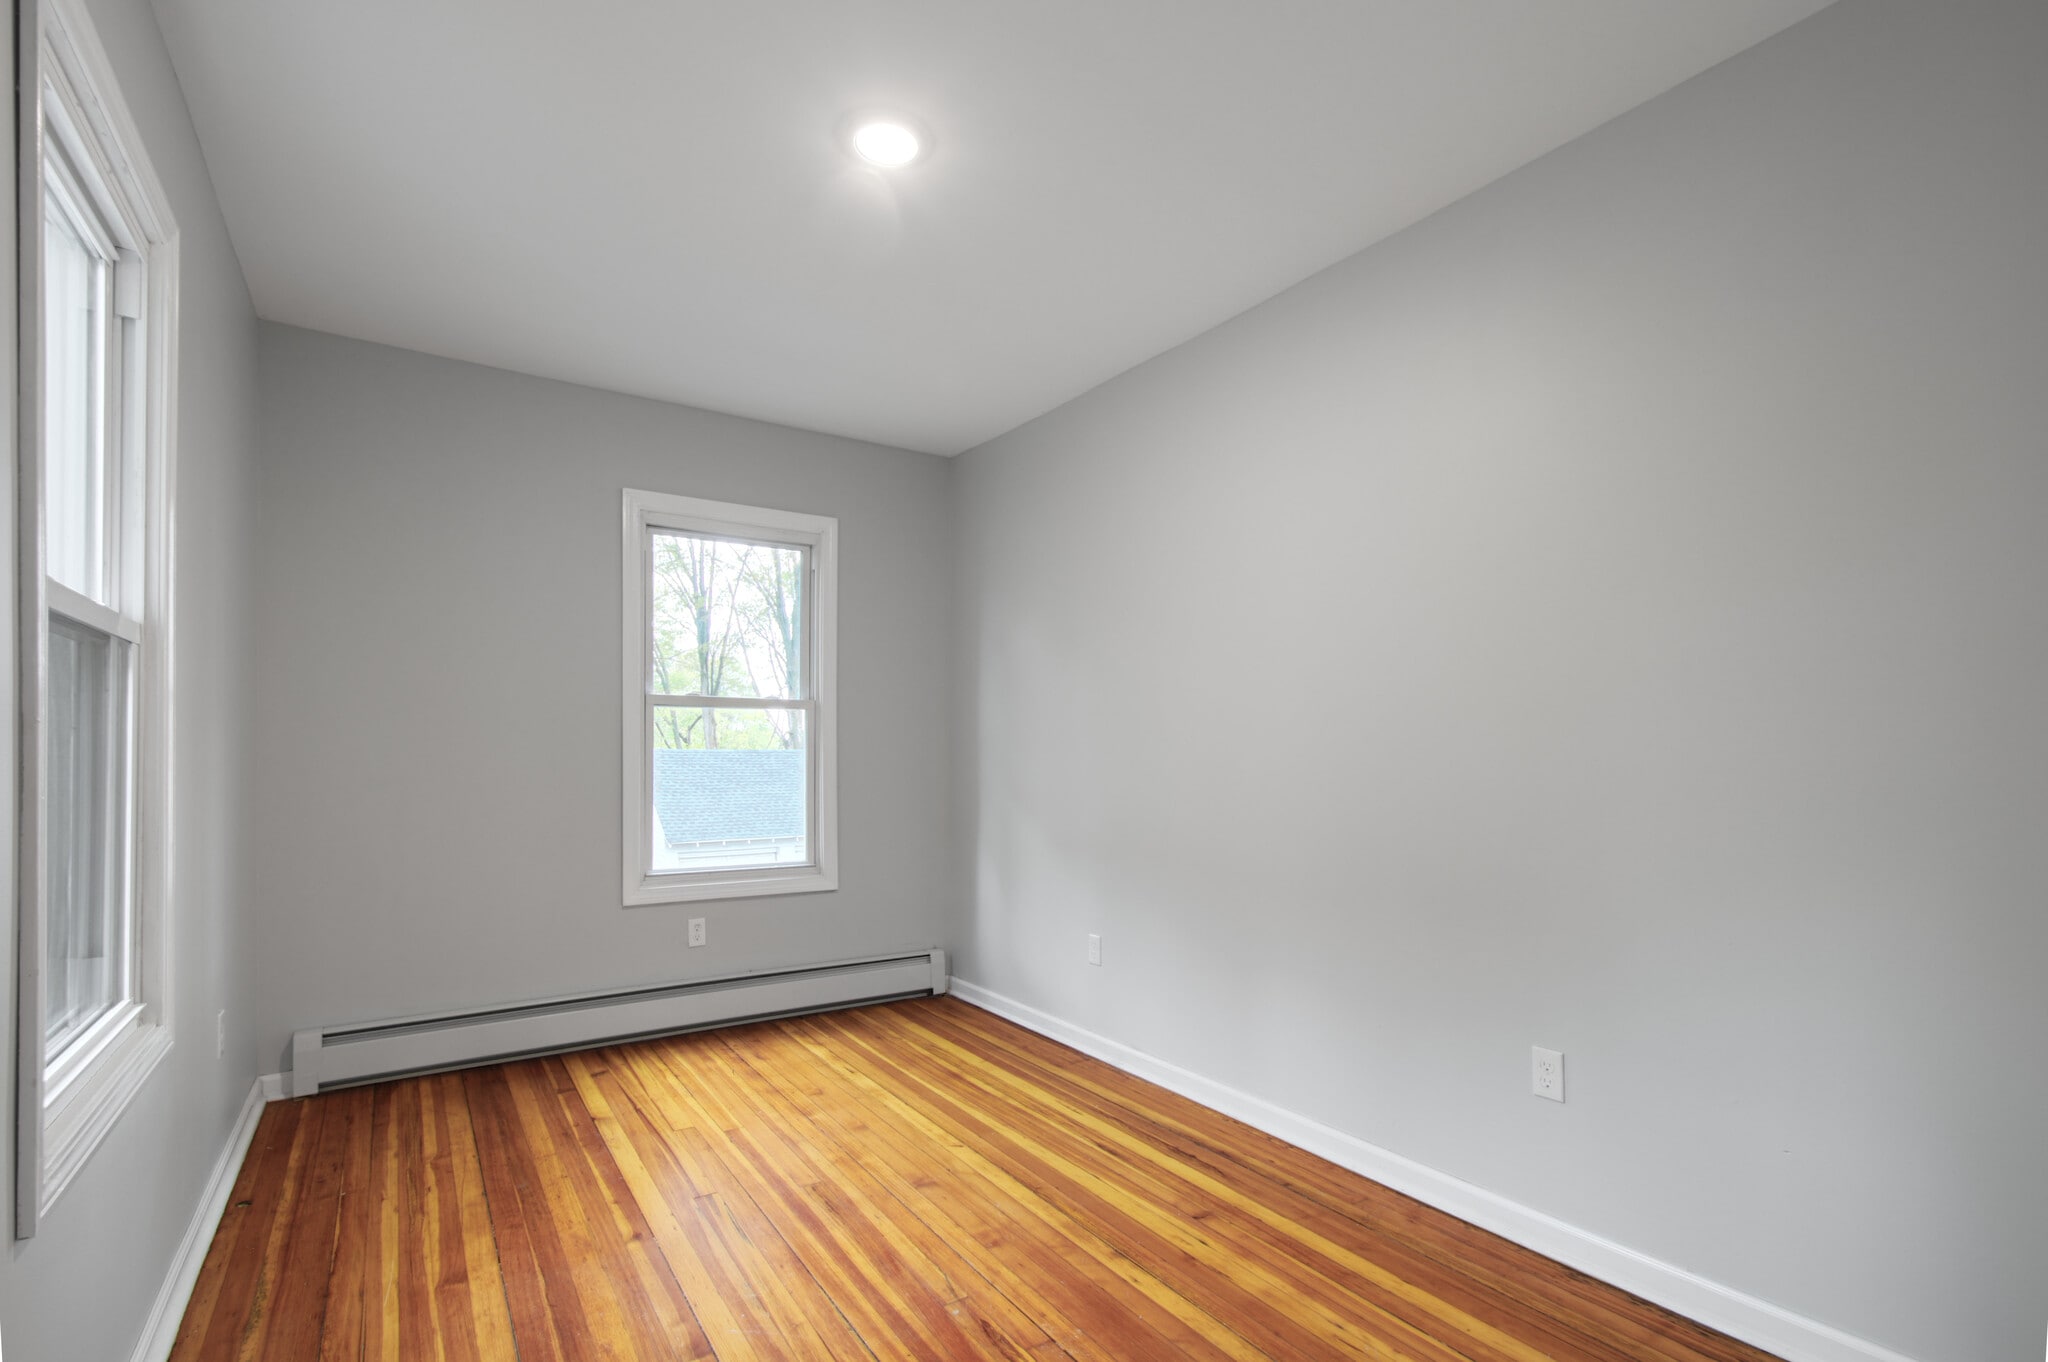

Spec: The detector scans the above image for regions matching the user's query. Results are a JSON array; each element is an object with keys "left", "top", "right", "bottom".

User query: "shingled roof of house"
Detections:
[{"left": 652, "top": 747, "right": 805, "bottom": 846}]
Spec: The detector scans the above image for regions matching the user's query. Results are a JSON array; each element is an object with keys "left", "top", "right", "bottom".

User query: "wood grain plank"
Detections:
[
  {"left": 393, "top": 1078, "right": 451, "bottom": 1362},
  {"left": 465, "top": 1063, "right": 598, "bottom": 1362},
  {"left": 311, "top": 1085, "right": 375, "bottom": 1362},
  {"left": 168, "top": 1101, "right": 307, "bottom": 1362},
  {"left": 228, "top": 1096, "right": 325, "bottom": 1361},
  {"left": 434, "top": 1071, "right": 521, "bottom": 1359},
  {"left": 369, "top": 1082, "right": 409, "bottom": 1362},
  {"left": 418, "top": 1073, "right": 495, "bottom": 1361},
  {"left": 453, "top": 1067, "right": 560, "bottom": 1362},
  {"left": 255, "top": 1081, "right": 359, "bottom": 1360}
]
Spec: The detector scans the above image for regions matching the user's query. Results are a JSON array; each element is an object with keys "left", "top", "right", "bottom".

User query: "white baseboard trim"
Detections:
[
  {"left": 126, "top": 1078, "right": 269, "bottom": 1362},
  {"left": 949, "top": 979, "right": 1919, "bottom": 1362}
]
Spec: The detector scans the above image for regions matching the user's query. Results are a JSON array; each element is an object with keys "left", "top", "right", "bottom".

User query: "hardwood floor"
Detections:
[{"left": 169, "top": 996, "right": 1782, "bottom": 1361}]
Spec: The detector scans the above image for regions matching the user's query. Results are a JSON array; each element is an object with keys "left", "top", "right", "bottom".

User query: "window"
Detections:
[
  {"left": 622, "top": 491, "right": 837, "bottom": 904},
  {"left": 15, "top": 0, "right": 179, "bottom": 1235}
]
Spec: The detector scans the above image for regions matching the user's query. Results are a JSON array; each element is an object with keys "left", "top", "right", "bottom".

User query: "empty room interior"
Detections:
[{"left": 1, "top": 0, "right": 2044, "bottom": 1359}]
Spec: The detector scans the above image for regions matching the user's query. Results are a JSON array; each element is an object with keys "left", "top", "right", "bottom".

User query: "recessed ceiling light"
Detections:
[{"left": 849, "top": 117, "right": 924, "bottom": 169}]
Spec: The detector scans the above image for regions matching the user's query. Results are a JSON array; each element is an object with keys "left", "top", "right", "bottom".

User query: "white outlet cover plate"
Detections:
[{"left": 1532, "top": 1046, "right": 1565, "bottom": 1102}]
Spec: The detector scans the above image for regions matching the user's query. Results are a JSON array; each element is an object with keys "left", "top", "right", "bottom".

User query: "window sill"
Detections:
[
  {"left": 626, "top": 866, "right": 838, "bottom": 907},
  {"left": 42, "top": 1015, "right": 171, "bottom": 1216}
]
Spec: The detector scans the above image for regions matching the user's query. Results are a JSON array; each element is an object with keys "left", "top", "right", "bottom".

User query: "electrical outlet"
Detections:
[
  {"left": 1087, "top": 933, "right": 1101, "bottom": 966},
  {"left": 1532, "top": 1046, "right": 1564, "bottom": 1102},
  {"left": 688, "top": 917, "right": 707, "bottom": 948},
  {"left": 216, "top": 1010, "right": 227, "bottom": 1059}
]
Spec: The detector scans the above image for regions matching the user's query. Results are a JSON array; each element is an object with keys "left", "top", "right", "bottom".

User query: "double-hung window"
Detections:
[
  {"left": 16, "top": 0, "right": 178, "bottom": 1234},
  {"left": 622, "top": 490, "right": 837, "bottom": 904}
]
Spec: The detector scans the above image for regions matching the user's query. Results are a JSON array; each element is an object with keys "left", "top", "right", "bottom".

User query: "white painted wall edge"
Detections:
[
  {"left": 949, "top": 979, "right": 1921, "bottom": 1362},
  {"left": 126, "top": 1078, "right": 268, "bottom": 1362}
]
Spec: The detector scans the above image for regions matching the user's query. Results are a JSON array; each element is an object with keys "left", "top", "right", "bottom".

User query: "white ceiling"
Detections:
[{"left": 151, "top": 0, "right": 1832, "bottom": 456}]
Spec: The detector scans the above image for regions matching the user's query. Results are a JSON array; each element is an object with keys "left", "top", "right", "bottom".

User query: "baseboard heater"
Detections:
[{"left": 288, "top": 948, "right": 947, "bottom": 1098}]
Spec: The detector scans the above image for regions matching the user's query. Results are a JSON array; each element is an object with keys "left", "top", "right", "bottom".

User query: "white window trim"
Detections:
[
  {"left": 14, "top": 0, "right": 179, "bottom": 1236},
  {"left": 621, "top": 489, "right": 837, "bottom": 906}
]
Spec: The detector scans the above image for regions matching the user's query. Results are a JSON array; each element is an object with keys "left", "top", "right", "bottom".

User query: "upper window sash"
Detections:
[
  {"left": 645, "top": 528, "right": 813, "bottom": 706},
  {"left": 41, "top": 84, "right": 148, "bottom": 620}
]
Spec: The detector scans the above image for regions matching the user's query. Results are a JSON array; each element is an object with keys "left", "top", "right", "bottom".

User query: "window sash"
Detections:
[
  {"left": 41, "top": 167, "right": 118, "bottom": 605},
  {"left": 640, "top": 522, "right": 819, "bottom": 879},
  {"left": 43, "top": 611, "right": 137, "bottom": 1063},
  {"left": 646, "top": 527, "right": 811, "bottom": 703}
]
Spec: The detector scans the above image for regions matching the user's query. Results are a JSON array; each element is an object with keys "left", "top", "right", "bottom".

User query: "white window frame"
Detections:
[
  {"left": 13, "top": 0, "right": 179, "bottom": 1237},
  {"left": 622, "top": 490, "right": 837, "bottom": 906}
]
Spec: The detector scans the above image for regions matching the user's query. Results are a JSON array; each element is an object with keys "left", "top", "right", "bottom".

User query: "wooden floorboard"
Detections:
[{"left": 168, "top": 997, "right": 1787, "bottom": 1361}]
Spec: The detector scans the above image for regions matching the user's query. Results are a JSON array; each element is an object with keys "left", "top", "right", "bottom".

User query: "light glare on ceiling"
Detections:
[{"left": 851, "top": 119, "right": 922, "bottom": 168}]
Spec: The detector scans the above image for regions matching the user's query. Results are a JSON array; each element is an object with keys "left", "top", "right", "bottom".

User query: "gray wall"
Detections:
[
  {"left": 951, "top": 3, "right": 2048, "bottom": 1359},
  {"left": 0, "top": 0, "right": 262, "bottom": 1358},
  {"left": 249, "top": 325, "right": 955, "bottom": 1070}
]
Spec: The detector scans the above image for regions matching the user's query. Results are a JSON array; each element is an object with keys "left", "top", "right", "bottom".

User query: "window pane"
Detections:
[
  {"left": 649, "top": 530, "right": 804, "bottom": 699},
  {"left": 651, "top": 707, "right": 808, "bottom": 872},
  {"left": 46, "top": 614, "right": 133, "bottom": 1058},
  {"left": 43, "top": 197, "right": 109, "bottom": 602}
]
